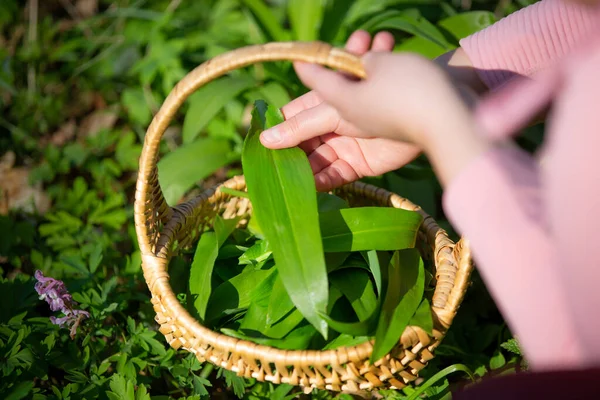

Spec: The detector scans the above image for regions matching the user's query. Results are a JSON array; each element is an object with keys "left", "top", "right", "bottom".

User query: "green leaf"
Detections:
[
  {"left": 371, "top": 249, "right": 425, "bottom": 362},
  {"left": 405, "top": 364, "right": 475, "bottom": 400},
  {"left": 263, "top": 309, "right": 304, "bottom": 339},
  {"left": 158, "top": 138, "right": 236, "bottom": 205},
  {"left": 325, "top": 251, "right": 351, "bottom": 273},
  {"left": 221, "top": 325, "right": 317, "bottom": 350},
  {"left": 287, "top": 0, "right": 323, "bottom": 41},
  {"left": 320, "top": 207, "right": 423, "bottom": 252},
  {"left": 254, "top": 81, "right": 292, "bottom": 109},
  {"left": 107, "top": 374, "right": 135, "bottom": 400},
  {"left": 364, "top": 250, "right": 385, "bottom": 295},
  {"left": 321, "top": 311, "right": 377, "bottom": 336},
  {"left": 317, "top": 192, "right": 349, "bottom": 213},
  {"left": 395, "top": 36, "right": 448, "bottom": 59},
  {"left": 5, "top": 381, "right": 33, "bottom": 400},
  {"left": 266, "top": 274, "right": 295, "bottom": 326},
  {"left": 238, "top": 240, "right": 272, "bottom": 266},
  {"left": 222, "top": 369, "right": 246, "bottom": 399},
  {"left": 189, "top": 232, "right": 219, "bottom": 321},
  {"left": 409, "top": 299, "right": 433, "bottom": 335},
  {"left": 242, "top": 100, "right": 329, "bottom": 338},
  {"left": 192, "top": 375, "right": 211, "bottom": 397},
  {"left": 319, "top": 0, "right": 356, "bottom": 43},
  {"left": 500, "top": 338, "right": 522, "bottom": 356},
  {"left": 214, "top": 215, "right": 241, "bottom": 247},
  {"left": 271, "top": 383, "right": 295, "bottom": 400},
  {"left": 490, "top": 349, "right": 507, "bottom": 370},
  {"left": 206, "top": 267, "right": 277, "bottom": 322},
  {"left": 322, "top": 333, "right": 370, "bottom": 350},
  {"left": 183, "top": 76, "right": 255, "bottom": 144},
  {"left": 240, "top": 0, "right": 290, "bottom": 42},
  {"left": 320, "top": 269, "right": 380, "bottom": 336},
  {"left": 247, "top": 215, "right": 264, "bottom": 239},
  {"left": 360, "top": 9, "right": 452, "bottom": 50},
  {"left": 330, "top": 269, "right": 377, "bottom": 321},
  {"left": 135, "top": 384, "right": 150, "bottom": 400},
  {"left": 438, "top": 11, "right": 496, "bottom": 41},
  {"left": 240, "top": 295, "right": 304, "bottom": 339},
  {"left": 121, "top": 88, "right": 151, "bottom": 126},
  {"left": 89, "top": 243, "right": 103, "bottom": 274}
]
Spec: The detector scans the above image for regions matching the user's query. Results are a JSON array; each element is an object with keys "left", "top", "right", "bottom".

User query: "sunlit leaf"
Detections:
[
  {"left": 320, "top": 207, "right": 423, "bottom": 252},
  {"left": 206, "top": 267, "right": 277, "bottom": 322},
  {"left": 287, "top": 0, "right": 323, "bottom": 41},
  {"left": 372, "top": 248, "right": 425, "bottom": 362},
  {"left": 221, "top": 325, "right": 317, "bottom": 350},
  {"left": 189, "top": 215, "right": 239, "bottom": 321},
  {"left": 240, "top": 0, "right": 290, "bottom": 42},
  {"left": 182, "top": 76, "right": 255, "bottom": 144},
  {"left": 409, "top": 298, "right": 433, "bottom": 335},
  {"left": 242, "top": 100, "right": 329, "bottom": 338},
  {"left": 360, "top": 9, "right": 453, "bottom": 50},
  {"left": 158, "top": 138, "right": 237, "bottom": 205},
  {"left": 438, "top": 11, "right": 496, "bottom": 41}
]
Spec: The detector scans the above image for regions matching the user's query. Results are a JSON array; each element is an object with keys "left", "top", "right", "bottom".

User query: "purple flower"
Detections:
[{"left": 34, "top": 270, "right": 90, "bottom": 339}]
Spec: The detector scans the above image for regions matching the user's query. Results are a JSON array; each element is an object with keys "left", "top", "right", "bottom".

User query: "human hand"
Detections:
[
  {"left": 260, "top": 30, "right": 420, "bottom": 192},
  {"left": 262, "top": 47, "right": 488, "bottom": 186}
]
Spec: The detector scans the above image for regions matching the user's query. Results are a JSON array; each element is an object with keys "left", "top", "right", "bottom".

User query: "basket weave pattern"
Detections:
[{"left": 134, "top": 42, "right": 473, "bottom": 392}]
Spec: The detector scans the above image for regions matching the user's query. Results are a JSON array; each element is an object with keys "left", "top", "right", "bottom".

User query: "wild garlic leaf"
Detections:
[
  {"left": 238, "top": 239, "right": 272, "bottom": 266},
  {"left": 320, "top": 207, "right": 423, "bottom": 252},
  {"left": 189, "top": 233, "right": 219, "bottom": 322},
  {"left": 220, "top": 325, "right": 317, "bottom": 350},
  {"left": 317, "top": 192, "right": 349, "bottom": 213},
  {"left": 206, "top": 267, "right": 277, "bottom": 323},
  {"left": 266, "top": 274, "right": 295, "bottom": 326},
  {"left": 189, "top": 215, "right": 239, "bottom": 321},
  {"left": 371, "top": 248, "right": 425, "bottom": 363},
  {"left": 320, "top": 269, "right": 380, "bottom": 336},
  {"left": 330, "top": 269, "right": 377, "bottom": 321},
  {"left": 408, "top": 298, "right": 433, "bottom": 335},
  {"left": 322, "top": 333, "right": 371, "bottom": 350},
  {"left": 242, "top": 100, "right": 329, "bottom": 338}
]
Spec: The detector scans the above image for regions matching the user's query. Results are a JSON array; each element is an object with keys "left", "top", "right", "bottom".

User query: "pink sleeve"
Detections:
[
  {"left": 443, "top": 146, "right": 584, "bottom": 370},
  {"left": 542, "top": 47, "right": 600, "bottom": 368},
  {"left": 443, "top": 44, "right": 600, "bottom": 369},
  {"left": 459, "top": 0, "right": 600, "bottom": 90}
]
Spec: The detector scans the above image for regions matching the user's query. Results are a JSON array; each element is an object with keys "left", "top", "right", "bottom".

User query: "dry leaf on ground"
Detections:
[
  {"left": 76, "top": 0, "right": 98, "bottom": 18},
  {"left": 0, "top": 152, "right": 51, "bottom": 215},
  {"left": 77, "top": 106, "right": 119, "bottom": 139}
]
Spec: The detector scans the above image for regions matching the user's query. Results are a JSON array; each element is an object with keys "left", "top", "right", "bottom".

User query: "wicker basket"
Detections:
[{"left": 134, "top": 41, "right": 473, "bottom": 393}]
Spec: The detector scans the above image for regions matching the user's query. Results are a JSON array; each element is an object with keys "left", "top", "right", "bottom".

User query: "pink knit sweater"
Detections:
[{"left": 444, "top": 0, "right": 600, "bottom": 370}]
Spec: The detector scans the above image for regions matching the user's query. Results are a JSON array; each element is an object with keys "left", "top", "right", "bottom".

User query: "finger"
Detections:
[
  {"left": 307, "top": 139, "right": 339, "bottom": 174},
  {"left": 260, "top": 102, "right": 341, "bottom": 149},
  {"left": 293, "top": 62, "right": 357, "bottom": 113},
  {"left": 345, "top": 30, "right": 371, "bottom": 55},
  {"left": 280, "top": 90, "right": 323, "bottom": 120},
  {"left": 314, "top": 159, "right": 359, "bottom": 192},
  {"left": 298, "top": 137, "right": 322, "bottom": 155},
  {"left": 372, "top": 31, "right": 395, "bottom": 52}
]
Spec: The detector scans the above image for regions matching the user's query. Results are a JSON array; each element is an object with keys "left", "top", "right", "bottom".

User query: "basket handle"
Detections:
[{"left": 135, "top": 42, "right": 365, "bottom": 255}]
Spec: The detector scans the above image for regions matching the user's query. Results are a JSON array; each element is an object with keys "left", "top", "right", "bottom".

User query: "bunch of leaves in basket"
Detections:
[{"left": 185, "top": 100, "right": 434, "bottom": 362}]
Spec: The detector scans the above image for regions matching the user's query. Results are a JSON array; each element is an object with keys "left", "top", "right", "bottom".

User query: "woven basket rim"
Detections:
[
  {"left": 134, "top": 42, "right": 473, "bottom": 391},
  {"left": 141, "top": 175, "right": 469, "bottom": 368}
]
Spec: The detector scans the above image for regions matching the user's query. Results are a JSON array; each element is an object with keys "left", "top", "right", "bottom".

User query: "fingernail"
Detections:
[{"left": 261, "top": 128, "right": 282, "bottom": 144}]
